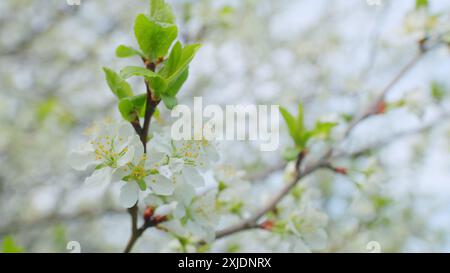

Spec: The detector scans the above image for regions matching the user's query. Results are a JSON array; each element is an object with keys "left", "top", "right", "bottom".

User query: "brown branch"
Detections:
[
  {"left": 216, "top": 153, "right": 329, "bottom": 239},
  {"left": 335, "top": 112, "right": 450, "bottom": 159},
  {"left": 345, "top": 37, "right": 445, "bottom": 138},
  {"left": 214, "top": 37, "right": 446, "bottom": 241},
  {"left": 123, "top": 60, "right": 161, "bottom": 253},
  {"left": 344, "top": 52, "right": 425, "bottom": 138}
]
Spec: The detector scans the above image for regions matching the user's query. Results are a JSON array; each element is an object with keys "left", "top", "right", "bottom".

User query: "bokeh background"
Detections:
[{"left": 1, "top": 0, "right": 450, "bottom": 252}]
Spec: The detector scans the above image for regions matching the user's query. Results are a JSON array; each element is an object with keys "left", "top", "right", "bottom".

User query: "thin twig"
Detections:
[
  {"left": 123, "top": 60, "right": 160, "bottom": 253},
  {"left": 216, "top": 153, "right": 329, "bottom": 239},
  {"left": 214, "top": 38, "right": 445, "bottom": 241}
]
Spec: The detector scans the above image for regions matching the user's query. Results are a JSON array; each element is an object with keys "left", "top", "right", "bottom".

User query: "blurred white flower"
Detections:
[{"left": 69, "top": 120, "right": 140, "bottom": 187}]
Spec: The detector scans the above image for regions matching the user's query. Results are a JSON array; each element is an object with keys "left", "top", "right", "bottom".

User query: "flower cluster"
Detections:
[
  {"left": 70, "top": 120, "right": 220, "bottom": 242},
  {"left": 257, "top": 163, "right": 329, "bottom": 252}
]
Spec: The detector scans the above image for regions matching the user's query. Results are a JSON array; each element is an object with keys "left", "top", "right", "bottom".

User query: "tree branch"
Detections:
[
  {"left": 123, "top": 60, "right": 160, "bottom": 253},
  {"left": 214, "top": 37, "right": 446, "bottom": 241},
  {"left": 216, "top": 153, "right": 329, "bottom": 239}
]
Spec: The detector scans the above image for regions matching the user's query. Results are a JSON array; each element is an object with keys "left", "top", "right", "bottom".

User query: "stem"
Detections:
[
  {"left": 123, "top": 60, "right": 160, "bottom": 253},
  {"left": 216, "top": 153, "right": 328, "bottom": 239}
]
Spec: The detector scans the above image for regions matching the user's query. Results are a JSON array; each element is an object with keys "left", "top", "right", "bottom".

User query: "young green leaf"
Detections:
[
  {"left": 130, "top": 93, "right": 147, "bottom": 117},
  {"left": 120, "top": 66, "right": 168, "bottom": 97},
  {"left": 416, "top": 0, "right": 429, "bottom": 9},
  {"left": 120, "top": 66, "right": 159, "bottom": 79},
  {"left": 297, "top": 103, "right": 305, "bottom": 133},
  {"left": 279, "top": 106, "right": 301, "bottom": 146},
  {"left": 2, "top": 236, "right": 23, "bottom": 253},
  {"left": 165, "top": 67, "right": 189, "bottom": 97},
  {"left": 134, "top": 14, "right": 178, "bottom": 62},
  {"left": 431, "top": 81, "right": 446, "bottom": 103},
  {"left": 159, "top": 41, "right": 183, "bottom": 78},
  {"left": 116, "top": 45, "right": 143, "bottom": 58},
  {"left": 312, "top": 121, "right": 338, "bottom": 139},
  {"left": 282, "top": 147, "right": 302, "bottom": 161},
  {"left": 161, "top": 94, "right": 178, "bottom": 109},
  {"left": 118, "top": 94, "right": 148, "bottom": 121},
  {"left": 103, "top": 67, "right": 133, "bottom": 99},
  {"left": 167, "top": 43, "right": 201, "bottom": 81},
  {"left": 149, "top": 0, "right": 175, "bottom": 24},
  {"left": 118, "top": 98, "right": 136, "bottom": 121}
]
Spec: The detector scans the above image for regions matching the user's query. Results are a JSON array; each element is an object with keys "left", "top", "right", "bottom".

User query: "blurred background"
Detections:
[{"left": 1, "top": 0, "right": 450, "bottom": 252}]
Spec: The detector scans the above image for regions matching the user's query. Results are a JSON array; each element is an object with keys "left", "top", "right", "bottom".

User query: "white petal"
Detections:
[
  {"left": 169, "top": 158, "right": 184, "bottom": 173},
  {"left": 173, "top": 203, "right": 186, "bottom": 219},
  {"left": 143, "top": 194, "right": 163, "bottom": 207},
  {"left": 159, "top": 220, "right": 187, "bottom": 236},
  {"left": 150, "top": 133, "right": 172, "bottom": 154},
  {"left": 147, "top": 175, "right": 174, "bottom": 196},
  {"left": 204, "top": 144, "right": 220, "bottom": 162},
  {"left": 117, "top": 145, "right": 134, "bottom": 166},
  {"left": 187, "top": 220, "right": 214, "bottom": 242},
  {"left": 303, "top": 229, "right": 328, "bottom": 250},
  {"left": 111, "top": 166, "right": 129, "bottom": 183},
  {"left": 292, "top": 237, "right": 311, "bottom": 253},
  {"left": 117, "top": 122, "right": 135, "bottom": 139},
  {"left": 115, "top": 125, "right": 138, "bottom": 153},
  {"left": 85, "top": 167, "right": 113, "bottom": 186},
  {"left": 145, "top": 151, "right": 165, "bottom": 168},
  {"left": 183, "top": 167, "right": 204, "bottom": 187},
  {"left": 128, "top": 135, "right": 143, "bottom": 158},
  {"left": 158, "top": 165, "right": 172, "bottom": 178},
  {"left": 173, "top": 180, "right": 196, "bottom": 205},
  {"left": 119, "top": 182, "right": 140, "bottom": 208},
  {"left": 68, "top": 144, "right": 95, "bottom": 171},
  {"left": 154, "top": 203, "right": 176, "bottom": 216}
]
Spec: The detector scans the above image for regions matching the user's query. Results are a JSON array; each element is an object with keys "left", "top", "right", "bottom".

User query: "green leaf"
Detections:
[
  {"left": 161, "top": 95, "right": 178, "bottom": 109},
  {"left": 103, "top": 67, "right": 133, "bottom": 99},
  {"left": 279, "top": 107, "right": 301, "bottom": 146},
  {"left": 165, "top": 67, "right": 189, "bottom": 96},
  {"left": 157, "top": 42, "right": 199, "bottom": 97},
  {"left": 159, "top": 41, "right": 183, "bottom": 78},
  {"left": 118, "top": 98, "right": 136, "bottom": 121},
  {"left": 416, "top": 0, "right": 429, "bottom": 9},
  {"left": 118, "top": 94, "right": 148, "bottom": 121},
  {"left": 134, "top": 14, "right": 178, "bottom": 62},
  {"left": 120, "top": 66, "right": 168, "bottom": 97},
  {"left": 120, "top": 66, "right": 159, "bottom": 79},
  {"left": 116, "top": 45, "right": 143, "bottom": 58},
  {"left": 130, "top": 93, "right": 147, "bottom": 117},
  {"left": 431, "top": 81, "right": 446, "bottom": 103},
  {"left": 2, "top": 236, "right": 23, "bottom": 253},
  {"left": 167, "top": 43, "right": 201, "bottom": 82},
  {"left": 282, "top": 147, "right": 301, "bottom": 161},
  {"left": 300, "top": 131, "right": 314, "bottom": 148},
  {"left": 297, "top": 103, "right": 305, "bottom": 134},
  {"left": 36, "top": 98, "right": 57, "bottom": 122},
  {"left": 311, "top": 121, "right": 338, "bottom": 139},
  {"left": 372, "top": 196, "right": 392, "bottom": 210},
  {"left": 149, "top": 0, "right": 175, "bottom": 24}
]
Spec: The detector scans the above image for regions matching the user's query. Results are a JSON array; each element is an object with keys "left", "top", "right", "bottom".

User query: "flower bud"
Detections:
[
  {"left": 153, "top": 215, "right": 168, "bottom": 224},
  {"left": 375, "top": 101, "right": 386, "bottom": 114},
  {"left": 143, "top": 206, "right": 154, "bottom": 222},
  {"left": 334, "top": 167, "right": 347, "bottom": 175},
  {"left": 260, "top": 220, "right": 275, "bottom": 231}
]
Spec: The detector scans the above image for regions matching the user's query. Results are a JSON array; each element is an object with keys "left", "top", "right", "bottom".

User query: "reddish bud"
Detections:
[
  {"left": 143, "top": 207, "right": 154, "bottom": 222},
  {"left": 260, "top": 220, "right": 275, "bottom": 231},
  {"left": 334, "top": 167, "right": 347, "bottom": 175},
  {"left": 153, "top": 215, "right": 167, "bottom": 224},
  {"left": 375, "top": 101, "right": 386, "bottom": 114}
]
